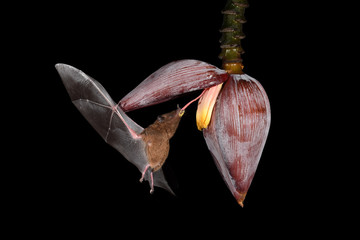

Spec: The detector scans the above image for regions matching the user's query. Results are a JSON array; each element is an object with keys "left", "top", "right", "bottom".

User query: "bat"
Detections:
[{"left": 55, "top": 63, "right": 183, "bottom": 195}]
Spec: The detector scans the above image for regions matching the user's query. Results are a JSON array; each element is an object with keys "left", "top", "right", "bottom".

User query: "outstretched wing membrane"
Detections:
[{"left": 56, "top": 64, "right": 174, "bottom": 194}]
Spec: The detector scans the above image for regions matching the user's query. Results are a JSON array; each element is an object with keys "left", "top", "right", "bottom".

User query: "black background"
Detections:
[{"left": 6, "top": 0, "right": 338, "bottom": 237}]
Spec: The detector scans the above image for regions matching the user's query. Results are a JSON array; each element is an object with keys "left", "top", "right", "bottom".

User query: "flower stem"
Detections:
[{"left": 219, "top": 0, "right": 248, "bottom": 74}]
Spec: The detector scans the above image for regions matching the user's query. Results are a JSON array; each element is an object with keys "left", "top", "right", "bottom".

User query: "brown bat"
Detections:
[{"left": 139, "top": 109, "right": 183, "bottom": 192}]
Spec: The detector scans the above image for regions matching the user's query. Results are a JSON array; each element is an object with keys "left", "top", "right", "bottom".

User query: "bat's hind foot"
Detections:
[
  {"left": 139, "top": 164, "right": 155, "bottom": 194},
  {"left": 150, "top": 171, "right": 154, "bottom": 194},
  {"left": 139, "top": 164, "right": 150, "bottom": 182}
]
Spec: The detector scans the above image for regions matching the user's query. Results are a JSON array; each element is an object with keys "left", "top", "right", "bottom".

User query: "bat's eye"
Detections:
[{"left": 157, "top": 116, "right": 165, "bottom": 122}]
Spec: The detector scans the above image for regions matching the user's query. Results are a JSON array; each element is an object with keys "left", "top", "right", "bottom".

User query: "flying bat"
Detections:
[{"left": 56, "top": 64, "right": 182, "bottom": 194}]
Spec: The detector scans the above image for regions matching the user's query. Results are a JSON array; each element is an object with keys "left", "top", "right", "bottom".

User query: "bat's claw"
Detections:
[{"left": 150, "top": 188, "right": 154, "bottom": 194}]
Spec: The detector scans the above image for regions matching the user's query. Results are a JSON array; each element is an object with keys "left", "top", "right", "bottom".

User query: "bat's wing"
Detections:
[{"left": 55, "top": 64, "right": 174, "bottom": 195}]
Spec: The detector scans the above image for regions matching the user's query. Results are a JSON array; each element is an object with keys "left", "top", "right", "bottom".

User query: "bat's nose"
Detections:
[{"left": 176, "top": 108, "right": 184, "bottom": 118}]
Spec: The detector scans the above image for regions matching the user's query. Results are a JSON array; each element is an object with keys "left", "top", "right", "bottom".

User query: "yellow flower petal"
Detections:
[{"left": 196, "top": 83, "right": 223, "bottom": 130}]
